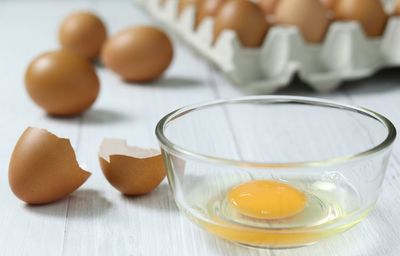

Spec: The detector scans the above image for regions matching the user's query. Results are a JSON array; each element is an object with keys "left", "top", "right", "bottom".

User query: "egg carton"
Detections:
[{"left": 138, "top": 0, "right": 400, "bottom": 93}]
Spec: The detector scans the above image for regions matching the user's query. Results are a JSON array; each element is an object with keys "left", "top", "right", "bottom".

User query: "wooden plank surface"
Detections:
[{"left": 0, "top": 1, "right": 399, "bottom": 255}]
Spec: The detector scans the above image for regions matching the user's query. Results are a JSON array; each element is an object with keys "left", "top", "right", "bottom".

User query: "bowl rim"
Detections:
[{"left": 155, "top": 95, "right": 396, "bottom": 168}]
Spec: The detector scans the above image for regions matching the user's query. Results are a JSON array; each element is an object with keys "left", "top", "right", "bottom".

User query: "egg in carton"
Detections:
[{"left": 140, "top": 0, "right": 400, "bottom": 93}]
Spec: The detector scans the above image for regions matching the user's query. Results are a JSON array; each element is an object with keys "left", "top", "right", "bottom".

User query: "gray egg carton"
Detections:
[{"left": 138, "top": 0, "right": 400, "bottom": 93}]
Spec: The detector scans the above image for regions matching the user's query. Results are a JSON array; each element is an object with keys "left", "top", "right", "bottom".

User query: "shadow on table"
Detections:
[
  {"left": 45, "top": 108, "right": 131, "bottom": 125},
  {"left": 275, "top": 67, "right": 400, "bottom": 96},
  {"left": 24, "top": 189, "right": 112, "bottom": 219},
  {"left": 340, "top": 67, "right": 400, "bottom": 95},
  {"left": 123, "top": 76, "right": 203, "bottom": 88},
  {"left": 157, "top": 76, "right": 203, "bottom": 88},
  {"left": 121, "top": 182, "right": 178, "bottom": 212},
  {"left": 82, "top": 108, "right": 131, "bottom": 125}
]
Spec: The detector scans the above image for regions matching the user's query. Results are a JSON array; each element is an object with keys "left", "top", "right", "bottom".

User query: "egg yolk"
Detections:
[{"left": 227, "top": 180, "right": 306, "bottom": 219}]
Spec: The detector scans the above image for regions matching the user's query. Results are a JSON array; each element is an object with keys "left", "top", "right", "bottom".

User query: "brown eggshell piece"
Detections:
[
  {"left": 334, "top": 0, "right": 388, "bottom": 37},
  {"left": 99, "top": 139, "right": 166, "bottom": 196},
  {"left": 59, "top": 11, "right": 107, "bottom": 60},
  {"left": 8, "top": 127, "right": 91, "bottom": 204},
  {"left": 214, "top": 0, "right": 269, "bottom": 47},
  {"left": 25, "top": 49, "right": 100, "bottom": 116},
  {"left": 101, "top": 26, "right": 174, "bottom": 82},
  {"left": 196, "top": 0, "right": 228, "bottom": 28},
  {"left": 274, "top": 0, "right": 331, "bottom": 43}
]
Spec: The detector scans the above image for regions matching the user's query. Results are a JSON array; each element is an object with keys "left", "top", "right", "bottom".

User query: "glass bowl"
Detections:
[{"left": 155, "top": 96, "right": 396, "bottom": 249}]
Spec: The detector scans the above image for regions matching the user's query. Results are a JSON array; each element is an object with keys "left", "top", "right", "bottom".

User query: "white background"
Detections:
[{"left": 0, "top": 1, "right": 399, "bottom": 255}]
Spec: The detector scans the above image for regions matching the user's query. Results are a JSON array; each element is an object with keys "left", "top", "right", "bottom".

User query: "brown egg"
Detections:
[
  {"left": 320, "top": 0, "right": 336, "bottom": 9},
  {"left": 196, "top": 0, "right": 228, "bottom": 28},
  {"left": 256, "top": 0, "right": 279, "bottom": 15},
  {"left": 214, "top": 0, "right": 269, "bottom": 47},
  {"left": 25, "top": 50, "right": 99, "bottom": 116},
  {"left": 101, "top": 26, "right": 174, "bottom": 82},
  {"left": 274, "top": 0, "right": 330, "bottom": 43},
  {"left": 396, "top": 0, "right": 400, "bottom": 15},
  {"left": 99, "top": 139, "right": 166, "bottom": 196},
  {"left": 178, "top": 0, "right": 202, "bottom": 15},
  {"left": 334, "top": 0, "right": 388, "bottom": 37},
  {"left": 8, "top": 127, "right": 91, "bottom": 204},
  {"left": 59, "top": 11, "right": 107, "bottom": 60}
]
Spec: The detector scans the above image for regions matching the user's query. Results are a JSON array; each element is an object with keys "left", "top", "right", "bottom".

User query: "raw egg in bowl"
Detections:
[{"left": 155, "top": 96, "right": 396, "bottom": 249}]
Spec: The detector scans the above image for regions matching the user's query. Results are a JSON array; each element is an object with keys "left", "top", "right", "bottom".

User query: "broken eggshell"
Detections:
[
  {"left": 8, "top": 127, "right": 91, "bottom": 204},
  {"left": 99, "top": 139, "right": 166, "bottom": 196}
]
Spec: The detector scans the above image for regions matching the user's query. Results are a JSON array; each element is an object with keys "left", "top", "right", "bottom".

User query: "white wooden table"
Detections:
[{"left": 0, "top": 1, "right": 399, "bottom": 255}]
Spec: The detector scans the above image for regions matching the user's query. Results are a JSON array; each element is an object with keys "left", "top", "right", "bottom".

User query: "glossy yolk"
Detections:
[{"left": 227, "top": 180, "right": 306, "bottom": 219}]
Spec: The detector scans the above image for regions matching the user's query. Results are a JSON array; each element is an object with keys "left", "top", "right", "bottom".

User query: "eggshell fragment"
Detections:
[
  {"left": 99, "top": 139, "right": 166, "bottom": 196},
  {"left": 214, "top": 0, "right": 269, "bottom": 47},
  {"left": 8, "top": 127, "right": 91, "bottom": 204},
  {"left": 25, "top": 49, "right": 100, "bottom": 116},
  {"left": 334, "top": 0, "right": 388, "bottom": 37},
  {"left": 101, "top": 26, "right": 174, "bottom": 82},
  {"left": 59, "top": 11, "right": 107, "bottom": 60},
  {"left": 274, "top": 0, "right": 331, "bottom": 43}
]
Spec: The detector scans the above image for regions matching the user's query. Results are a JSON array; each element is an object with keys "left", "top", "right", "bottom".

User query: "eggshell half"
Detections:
[
  {"left": 8, "top": 127, "right": 91, "bottom": 204},
  {"left": 99, "top": 139, "right": 166, "bottom": 196}
]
